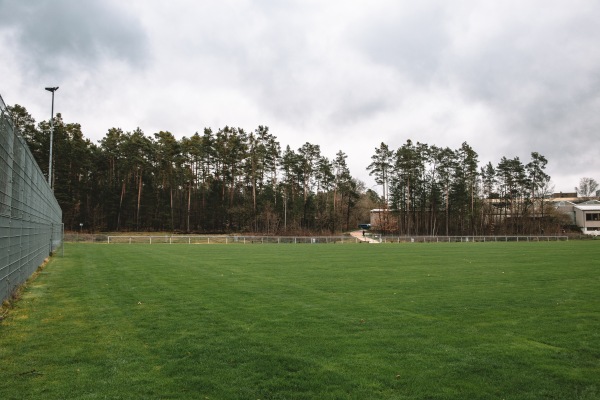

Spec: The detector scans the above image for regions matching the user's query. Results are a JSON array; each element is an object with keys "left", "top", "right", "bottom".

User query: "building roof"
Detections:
[
  {"left": 580, "top": 200, "right": 600, "bottom": 205},
  {"left": 552, "top": 192, "right": 577, "bottom": 198},
  {"left": 552, "top": 200, "right": 576, "bottom": 206},
  {"left": 574, "top": 204, "right": 600, "bottom": 211}
]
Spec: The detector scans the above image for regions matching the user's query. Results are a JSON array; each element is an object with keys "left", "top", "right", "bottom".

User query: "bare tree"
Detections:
[{"left": 577, "top": 177, "right": 599, "bottom": 198}]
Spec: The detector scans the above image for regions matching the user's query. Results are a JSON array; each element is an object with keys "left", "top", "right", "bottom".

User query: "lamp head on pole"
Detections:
[{"left": 45, "top": 86, "right": 59, "bottom": 93}]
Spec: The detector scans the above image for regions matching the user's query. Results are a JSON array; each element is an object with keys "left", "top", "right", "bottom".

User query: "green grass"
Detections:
[{"left": 1, "top": 242, "right": 599, "bottom": 399}]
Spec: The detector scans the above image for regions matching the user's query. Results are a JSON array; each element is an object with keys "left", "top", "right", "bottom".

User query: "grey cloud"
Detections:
[
  {"left": 2, "top": 0, "right": 597, "bottom": 190},
  {"left": 0, "top": 0, "right": 149, "bottom": 76},
  {"left": 351, "top": 4, "right": 449, "bottom": 83},
  {"left": 349, "top": 1, "right": 600, "bottom": 184},
  {"left": 163, "top": 3, "right": 397, "bottom": 129},
  {"left": 461, "top": 15, "right": 600, "bottom": 177}
]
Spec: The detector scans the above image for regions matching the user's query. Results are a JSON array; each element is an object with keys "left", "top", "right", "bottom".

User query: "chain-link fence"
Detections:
[{"left": 0, "top": 94, "right": 62, "bottom": 304}]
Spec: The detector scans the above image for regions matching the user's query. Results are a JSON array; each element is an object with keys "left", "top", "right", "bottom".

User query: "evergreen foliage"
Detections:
[{"left": 8, "top": 104, "right": 564, "bottom": 234}]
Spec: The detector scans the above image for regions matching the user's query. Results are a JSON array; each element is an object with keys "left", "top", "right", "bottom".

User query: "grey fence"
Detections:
[{"left": 0, "top": 94, "right": 62, "bottom": 304}]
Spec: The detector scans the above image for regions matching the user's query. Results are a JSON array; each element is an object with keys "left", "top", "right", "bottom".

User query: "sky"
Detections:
[{"left": 1, "top": 0, "right": 599, "bottom": 193}]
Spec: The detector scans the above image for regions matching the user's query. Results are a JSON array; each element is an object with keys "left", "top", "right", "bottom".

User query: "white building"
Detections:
[{"left": 574, "top": 202, "right": 600, "bottom": 235}]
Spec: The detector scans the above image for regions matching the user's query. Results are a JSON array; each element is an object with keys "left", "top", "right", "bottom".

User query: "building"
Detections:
[
  {"left": 574, "top": 201, "right": 600, "bottom": 235},
  {"left": 552, "top": 199, "right": 600, "bottom": 235},
  {"left": 369, "top": 209, "right": 398, "bottom": 232},
  {"left": 552, "top": 192, "right": 577, "bottom": 199},
  {"left": 553, "top": 200, "right": 576, "bottom": 225}
]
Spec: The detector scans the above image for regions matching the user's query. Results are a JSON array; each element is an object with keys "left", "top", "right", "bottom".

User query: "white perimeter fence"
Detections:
[
  {"left": 378, "top": 235, "right": 568, "bottom": 243},
  {"left": 105, "top": 235, "right": 569, "bottom": 244},
  {"left": 108, "top": 235, "right": 360, "bottom": 244}
]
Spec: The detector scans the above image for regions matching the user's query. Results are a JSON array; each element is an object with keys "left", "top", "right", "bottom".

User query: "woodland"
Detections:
[{"left": 8, "top": 104, "right": 568, "bottom": 235}]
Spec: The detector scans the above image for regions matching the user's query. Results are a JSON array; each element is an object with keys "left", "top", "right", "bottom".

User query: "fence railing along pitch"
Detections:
[
  {"left": 106, "top": 235, "right": 362, "bottom": 244},
  {"left": 0, "top": 94, "right": 63, "bottom": 304},
  {"left": 378, "top": 235, "right": 568, "bottom": 243},
  {"left": 105, "top": 234, "right": 568, "bottom": 244}
]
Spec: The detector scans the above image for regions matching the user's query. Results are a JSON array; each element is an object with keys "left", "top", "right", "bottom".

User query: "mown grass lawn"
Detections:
[{"left": 1, "top": 241, "right": 599, "bottom": 399}]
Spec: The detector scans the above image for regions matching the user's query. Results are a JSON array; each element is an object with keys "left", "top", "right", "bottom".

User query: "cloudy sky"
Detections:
[{"left": 1, "top": 0, "right": 599, "bottom": 192}]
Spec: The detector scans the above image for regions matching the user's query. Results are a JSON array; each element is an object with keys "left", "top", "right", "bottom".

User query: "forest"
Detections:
[{"left": 8, "top": 104, "right": 567, "bottom": 235}]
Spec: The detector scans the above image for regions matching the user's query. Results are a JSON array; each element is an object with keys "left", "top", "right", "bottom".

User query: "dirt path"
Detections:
[{"left": 349, "top": 230, "right": 380, "bottom": 243}]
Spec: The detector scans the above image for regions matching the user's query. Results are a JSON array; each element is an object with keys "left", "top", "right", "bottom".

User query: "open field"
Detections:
[{"left": 1, "top": 242, "right": 599, "bottom": 399}]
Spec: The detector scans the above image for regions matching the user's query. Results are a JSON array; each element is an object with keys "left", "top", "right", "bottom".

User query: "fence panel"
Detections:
[
  {"left": 104, "top": 234, "right": 567, "bottom": 245},
  {"left": 379, "top": 235, "right": 568, "bottom": 243},
  {"left": 106, "top": 235, "right": 362, "bottom": 244},
  {"left": 0, "top": 94, "right": 62, "bottom": 304}
]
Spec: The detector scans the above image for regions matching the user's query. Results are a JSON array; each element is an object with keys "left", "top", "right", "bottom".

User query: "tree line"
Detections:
[
  {"left": 9, "top": 104, "right": 568, "bottom": 235},
  {"left": 367, "top": 140, "right": 565, "bottom": 235},
  {"left": 9, "top": 105, "right": 373, "bottom": 233}
]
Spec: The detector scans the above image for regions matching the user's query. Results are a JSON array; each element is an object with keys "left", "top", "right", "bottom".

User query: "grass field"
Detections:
[{"left": 1, "top": 241, "right": 599, "bottom": 399}]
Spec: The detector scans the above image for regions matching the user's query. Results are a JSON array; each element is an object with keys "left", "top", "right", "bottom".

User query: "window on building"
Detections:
[{"left": 586, "top": 213, "right": 600, "bottom": 221}]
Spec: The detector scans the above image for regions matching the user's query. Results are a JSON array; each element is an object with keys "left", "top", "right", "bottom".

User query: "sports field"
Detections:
[{"left": 1, "top": 241, "right": 599, "bottom": 399}]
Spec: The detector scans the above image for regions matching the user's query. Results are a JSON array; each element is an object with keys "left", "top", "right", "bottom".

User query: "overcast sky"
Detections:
[{"left": 1, "top": 0, "right": 599, "bottom": 192}]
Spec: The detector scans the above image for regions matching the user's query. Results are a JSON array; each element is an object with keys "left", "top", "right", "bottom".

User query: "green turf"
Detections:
[{"left": 1, "top": 242, "right": 599, "bottom": 399}]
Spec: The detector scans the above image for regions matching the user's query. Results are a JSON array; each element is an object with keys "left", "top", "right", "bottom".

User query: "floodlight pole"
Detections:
[{"left": 45, "top": 86, "right": 59, "bottom": 189}]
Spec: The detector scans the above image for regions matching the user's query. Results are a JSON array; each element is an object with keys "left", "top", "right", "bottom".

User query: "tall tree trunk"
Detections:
[
  {"left": 136, "top": 172, "right": 143, "bottom": 231},
  {"left": 117, "top": 180, "right": 126, "bottom": 231},
  {"left": 445, "top": 186, "right": 449, "bottom": 236},
  {"left": 170, "top": 188, "right": 174, "bottom": 232},
  {"left": 187, "top": 181, "right": 192, "bottom": 233}
]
